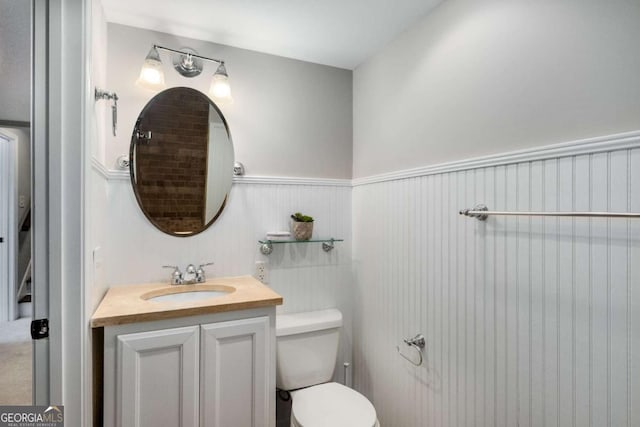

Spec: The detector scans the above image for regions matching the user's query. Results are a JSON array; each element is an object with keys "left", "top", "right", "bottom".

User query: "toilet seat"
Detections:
[{"left": 290, "top": 382, "right": 378, "bottom": 427}]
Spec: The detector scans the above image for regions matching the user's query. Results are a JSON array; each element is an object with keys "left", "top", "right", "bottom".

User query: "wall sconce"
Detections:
[{"left": 136, "top": 45, "right": 233, "bottom": 104}]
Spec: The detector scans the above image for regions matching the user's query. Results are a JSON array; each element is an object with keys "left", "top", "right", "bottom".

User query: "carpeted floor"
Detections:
[{"left": 0, "top": 316, "right": 32, "bottom": 405}]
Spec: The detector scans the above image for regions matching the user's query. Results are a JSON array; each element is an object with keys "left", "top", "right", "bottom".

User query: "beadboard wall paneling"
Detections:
[
  {"left": 90, "top": 167, "right": 109, "bottom": 311},
  {"left": 104, "top": 179, "right": 351, "bottom": 309},
  {"left": 351, "top": 148, "right": 640, "bottom": 427},
  {"left": 100, "top": 178, "right": 353, "bottom": 369}
]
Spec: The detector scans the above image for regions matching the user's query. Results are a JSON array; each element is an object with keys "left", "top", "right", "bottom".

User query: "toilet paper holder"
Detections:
[{"left": 396, "top": 333, "right": 425, "bottom": 366}]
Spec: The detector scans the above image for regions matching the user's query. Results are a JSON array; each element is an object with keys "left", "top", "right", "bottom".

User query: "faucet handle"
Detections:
[
  {"left": 162, "top": 265, "right": 183, "bottom": 285},
  {"left": 196, "top": 262, "right": 214, "bottom": 283}
]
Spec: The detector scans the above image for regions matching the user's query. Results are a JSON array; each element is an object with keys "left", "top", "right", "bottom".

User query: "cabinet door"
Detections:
[
  {"left": 201, "top": 316, "right": 270, "bottom": 427},
  {"left": 117, "top": 325, "right": 199, "bottom": 427}
]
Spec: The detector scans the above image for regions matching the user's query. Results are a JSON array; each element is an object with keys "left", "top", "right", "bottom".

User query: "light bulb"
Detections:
[
  {"left": 210, "top": 75, "right": 231, "bottom": 100},
  {"left": 136, "top": 47, "right": 166, "bottom": 91},
  {"left": 209, "top": 63, "right": 233, "bottom": 104}
]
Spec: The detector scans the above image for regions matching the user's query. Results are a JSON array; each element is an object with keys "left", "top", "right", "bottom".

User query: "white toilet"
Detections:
[{"left": 276, "top": 309, "right": 380, "bottom": 427}]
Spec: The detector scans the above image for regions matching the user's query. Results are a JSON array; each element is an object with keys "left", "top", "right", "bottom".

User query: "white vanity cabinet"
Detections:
[
  {"left": 117, "top": 325, "right": 200, "bottom": 427},
  {"left": 102, "top": 308, "right": 274, "bottom": 427}
]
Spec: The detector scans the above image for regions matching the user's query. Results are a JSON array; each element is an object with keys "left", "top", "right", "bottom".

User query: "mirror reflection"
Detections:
[{"left": 130, "top": 87, "right": 234, "bottom": 236}]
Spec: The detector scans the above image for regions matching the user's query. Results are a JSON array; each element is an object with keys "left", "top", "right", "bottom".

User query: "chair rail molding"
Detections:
[{"left": 92, "top": 129, "right": 640, "bottom": 187}]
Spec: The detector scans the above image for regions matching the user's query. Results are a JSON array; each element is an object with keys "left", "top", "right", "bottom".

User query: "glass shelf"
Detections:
[{"left": 258, "top": 238, "right": 343, "bottom": 255}]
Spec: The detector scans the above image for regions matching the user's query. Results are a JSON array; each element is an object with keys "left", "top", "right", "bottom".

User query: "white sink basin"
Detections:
[
  {"left": 147, "top": 290, "right": 230, "bottom": 303},
  {"left": 141, "top": 285, "right": 235, "bottom": 304}
]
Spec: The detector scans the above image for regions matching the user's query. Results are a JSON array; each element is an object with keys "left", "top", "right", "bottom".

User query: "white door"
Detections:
[
  {"left": 0, "top": 135, "right": 10, "bottom": 322},
  {"left": 30, "top": 0, "right": 85, "bottom": 415},
  {"left": 117, "top": 326, "right": 200, "bottom": 427},
  {"left": 200, "top": 317, "right": 271, "bottom": 427}
]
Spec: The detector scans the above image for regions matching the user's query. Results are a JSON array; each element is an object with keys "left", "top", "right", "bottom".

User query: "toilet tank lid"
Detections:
[{"left": 276, "top": 309, "right": 343, "bottom": 337}]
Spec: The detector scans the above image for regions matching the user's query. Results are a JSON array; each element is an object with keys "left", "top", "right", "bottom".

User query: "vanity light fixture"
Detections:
[
  {"left": 136, "top": 44, "right": 233, "bottom": 104},
  {"left": 136, "top": 46, "right": 165, "bottom": 91}
]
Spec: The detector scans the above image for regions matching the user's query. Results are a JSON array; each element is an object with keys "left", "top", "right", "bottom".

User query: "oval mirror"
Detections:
[{"left": 130, "top": 87, "right": 234, "bottom": 236}]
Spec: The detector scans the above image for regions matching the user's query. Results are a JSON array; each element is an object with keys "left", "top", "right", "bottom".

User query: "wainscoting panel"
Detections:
[
  {"left": 352, "top": 148, "right": 640, "bottom": 427},
  {"left": 102, "top": 179, "right": 352, "bottom": 316},
  {"left": 98, "top": 176, "right": 353, "bottom": 379}
]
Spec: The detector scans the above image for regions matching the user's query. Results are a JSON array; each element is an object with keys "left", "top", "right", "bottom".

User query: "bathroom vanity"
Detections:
[{"left": 91, "top": 276, "right": 283, "bottom": 427}]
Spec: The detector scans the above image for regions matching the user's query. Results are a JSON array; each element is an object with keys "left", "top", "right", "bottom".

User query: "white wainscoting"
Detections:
[
  {"left": 352, "top": 148, "right": 640, "bottom": 427},
  {"left": 94, "top": 171, "right": 353, "bottom": 373},
  {"left": 101, "top": 176, "right": 351, "bottom": 313}
]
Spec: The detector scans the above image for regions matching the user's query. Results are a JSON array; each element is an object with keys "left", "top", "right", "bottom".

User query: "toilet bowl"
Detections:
[
  {"left": 276, "top": 309, "right": 380, "bottom": 427},
  {"left": 290, "top": 382, "right": 379, "bottom": 427}
]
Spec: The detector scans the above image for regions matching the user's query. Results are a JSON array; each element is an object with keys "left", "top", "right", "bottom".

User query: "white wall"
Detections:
[
  {"left": 13, "top": 127, "right": 30, "bottom": 285},
  {"left": 353, "top": 0, "right": 640, "bottom": 178},
  {"left": 89, "top": 0, "right": 109, "bottom": 311},
  {"left": 1, "top": 127, "right": 31, "bottom": 223},
  {"left": 102, "top": 175, "right": 351, "bottom": 309},
  {"left": 97, "top": 172, "right": 353, "bottom": 373},
  {"left": 87, "top": 5, "right": 110, "bottom": 426},
  {"left": 0, "top": 0, "right": 30, "bottom": 122},
  {"left": 352, "top": 1, "right": 640, "bottom": 425},
  {"left": 105, "top": 23, "right": 353, "bottom": 178},
  {"left": 0, "top": 126, "right": 30, "bottom": 305},
  {"left": 351, "top": 140, "right": 640, "bottom": 427},
  {"left": 91, "top": 0, "right": 109, "bottom": 165}
]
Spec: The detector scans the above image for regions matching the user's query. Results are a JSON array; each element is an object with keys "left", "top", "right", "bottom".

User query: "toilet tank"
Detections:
[{"left": 276, "top": 309, "right": 342, "bottom": 390}]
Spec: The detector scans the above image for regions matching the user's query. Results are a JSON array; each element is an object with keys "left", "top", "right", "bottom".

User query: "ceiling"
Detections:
[{"left": 101, "top": 0, "right": 442, "bottom": 70}]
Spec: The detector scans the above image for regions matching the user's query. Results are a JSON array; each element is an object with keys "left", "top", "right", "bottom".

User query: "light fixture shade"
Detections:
[
  {"left": 209, "top": 63, "right": 233, "bottom": 104},
  {"left": 136, "top": 47, "right": 166, "bottom": 91}
]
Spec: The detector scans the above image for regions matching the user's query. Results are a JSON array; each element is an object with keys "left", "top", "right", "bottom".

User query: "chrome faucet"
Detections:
[
  {"left": 183, "top": 264, "right": 197, "bottom": 283},
  {"left": 163, "top": 263, "right": 214, "bottom": 285},
  {"left": 162, "top": 265, "right": 184, "bottom": 285}
]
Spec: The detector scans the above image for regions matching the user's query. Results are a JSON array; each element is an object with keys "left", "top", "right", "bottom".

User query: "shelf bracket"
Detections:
[
  {"left": 260, "top": 242, "right": 273, "bottom": 255},
  {"left": 322, "top": 239, "right": 335, "bottom": 252}
]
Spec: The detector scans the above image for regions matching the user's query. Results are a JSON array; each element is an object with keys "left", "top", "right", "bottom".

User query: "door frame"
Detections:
[
  {"left": 0, "top": 130, "right": 18, "bottom": 322},
  {"left": 31, "top": 0, "right": 54, "bottom": 407},
  {"left": 32, "top": 0, "right": 88, "bottom": 423}
]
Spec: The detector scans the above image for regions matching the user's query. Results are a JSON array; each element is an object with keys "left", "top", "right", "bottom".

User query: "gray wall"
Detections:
[
  {"left": 106, "top": 23, "right": 353, "bottom": 179},
  {"left": 0, "top": 0, "right": 30, "bottom": 122},
  {"left": 353, "top": 0, "right": 640, "bottom": 178}
]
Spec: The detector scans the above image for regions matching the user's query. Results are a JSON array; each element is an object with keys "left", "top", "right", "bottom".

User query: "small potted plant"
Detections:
[{"left": 290, "top": 212, "right": 314, "bottom": 241}]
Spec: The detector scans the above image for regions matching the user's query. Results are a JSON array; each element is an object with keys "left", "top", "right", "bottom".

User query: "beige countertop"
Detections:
[{"left": 91, "top": 275, "right": 283, "bottom": 328}]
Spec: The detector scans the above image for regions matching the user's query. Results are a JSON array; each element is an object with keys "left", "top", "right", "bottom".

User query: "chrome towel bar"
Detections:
[
  {"left": 396, "top": 334, "right": 425, "bottom": 367},
  {"left": 460, "top": 204, "right": 640, "bottom": 221}
]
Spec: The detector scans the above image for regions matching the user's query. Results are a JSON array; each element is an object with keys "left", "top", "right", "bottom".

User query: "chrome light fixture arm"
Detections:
[{"left": 154, "top": 45, "right": 225, "bottom": 67}]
